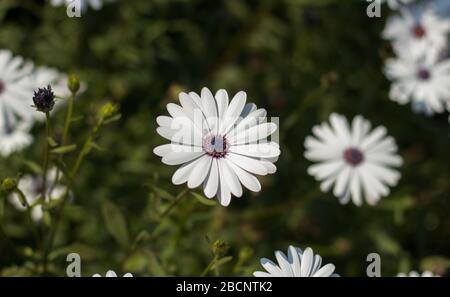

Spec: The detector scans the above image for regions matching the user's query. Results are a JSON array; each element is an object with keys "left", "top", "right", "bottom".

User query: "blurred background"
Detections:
[{"left": 0, "top": 0, "right": 449, "bottom": 277}]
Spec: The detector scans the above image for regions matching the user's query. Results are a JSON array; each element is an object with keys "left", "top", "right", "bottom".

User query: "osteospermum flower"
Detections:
[
  {"left": 382, "top": 8, "right": 450, "bottom": 59},
  {"left": 385, "top": 50, "right": 450, "bottom": 113},
  {"left": 8, "top": 168, "right": 67, "bottom": 222},
  {"left": 0, "top": 50, "right": 35, "bottom": 123},
  {"left": 0, "top": 117, "right": 33, "bottom": 157},
  {"left": 153, "top": 87, "right": 280, "bottom": 206},
  {"left": 253, "top": 246, "right": 339, "bottom": 277},
  {"left": 93, "top": 270, "right": 133, "bottom": 277},
  {"left": 304, "top": 114, "right": 402, "bottom": 206},
  {"left": 397, "top": 270, "right": 440, "bottom": 277}
]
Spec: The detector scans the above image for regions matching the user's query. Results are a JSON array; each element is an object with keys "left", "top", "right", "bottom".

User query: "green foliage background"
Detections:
[{"left": 0, "top": 0, "right": 449, "bottom": 277}]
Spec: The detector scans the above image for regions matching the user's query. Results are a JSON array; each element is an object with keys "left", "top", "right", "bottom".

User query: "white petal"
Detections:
[
  {"left": 187, "top": 155, "right": 213, "bottom": 188},
  {"left": 226, "top": 153, "right": 268, "bottom": 175},
  {"left": 203, "top": 159, "right": 219, "bottom": 198},
  {"left": 226, "top": 161, "right": 261, "bottom": 192},
  {"left": 229, "top": 143, "right": 280, "bottom": 159},
  {"left": 219, "top": 159, "right": 243, "bottom": 197}
]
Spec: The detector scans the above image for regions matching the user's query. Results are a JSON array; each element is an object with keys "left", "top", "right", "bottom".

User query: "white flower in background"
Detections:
[
  {"left": 0, "top": 116, "right": 33, "bottom": 157},
  {"left": 50, "top": 0, "right": 105, "bottom": 11},
  {"left": 154, "top": 87, "right": 280, "bottom": 206},
  {"left": 385, "top": 50, "right": 450, "bottom": 113},
  {"left": 0, "top": 50, "right": 35, "bottom": 124},
  {"left": 304, "top": 114, "right": 402, "bottom": 206},
  {"left": 377, "top": 0, "right": 417, "bottom": 10},
  {"left": 93, "top": 270, "right": 133, "bottom": 277},
  {"left": 397, "top": 270, "right": 440, "bottom": 277},
  {"left": 253, "top": 245, "right": 339, "bottom": 277},
  {"left": 382, "top": 8, "right": 450, "bottom": 59},
  {"left": 8, "top": 168, "right": 67, "bottom": 222}
]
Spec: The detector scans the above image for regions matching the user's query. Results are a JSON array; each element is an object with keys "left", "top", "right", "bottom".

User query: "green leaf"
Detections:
[
  {"left": 211, "top": 256, "right": 233, "bottom": 270},
  {"left": 90, "top": 142, "right": 107, "bottom": 152},
  {"left": 123, "top": 250, "right": 148, "bottom": 273},
  {"left": 21, "top": 160, "right": 43, "bottom": 175},
  {"left": 101, "top": 200, "right": 130, "bottom": 249},
  {"left": 192, "top": 192, "right": 217, "bottom": 206},
  {"left": 51, "top": 144, "right": 77, "bottom": 155},
  {"left": 47, "top": 137, "right": 58, "bottom": 147},
  {"left": 103, "top": 114, "right": 121, "bottom": 125},
  {"left": 143, "top": 249, "right": 166, "bottom": 276},
  {"left": 49, "top": 244, "right": 98, "bottom": 261}
]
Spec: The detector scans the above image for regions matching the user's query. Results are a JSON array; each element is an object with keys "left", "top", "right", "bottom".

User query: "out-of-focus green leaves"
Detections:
[{"left": 101, "top": 200, "right": 130, "bottom": 250}]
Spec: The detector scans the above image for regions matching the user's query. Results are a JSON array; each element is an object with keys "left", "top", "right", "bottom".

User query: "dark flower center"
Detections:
[
  {"left": 417, "top": 68, "right": 431, "bottom": 81},
  {"left": 203, "top": 135, "right": 228, "bottom": 158},
  {"left": 0, "top": 80, "right": 5, "bottom": 95},
  {"left": 412, "top": 25, "right": 426, "bottom": 39},
  {"left": 343, "top": 147, "right": 364, "bottom": 166}
]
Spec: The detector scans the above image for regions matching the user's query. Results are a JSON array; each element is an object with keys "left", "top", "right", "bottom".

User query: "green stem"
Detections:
[
  {"left": 149, "top": 189, "right": 190, "bottom": 240},
  {"left": 41, "top": 112, "right": 52, "bottom": 200},
  {"left": 15, "top": 189, "right": 39, "bottom": 247},
  {"left": 51, "top": 93, "right": 75, "bottom": 197},
  {"left": 200, "top": 255, "right": 219, "bottom": 277},
  {"left": 43, "top": 117, "right": 103, "bottom": 274}
]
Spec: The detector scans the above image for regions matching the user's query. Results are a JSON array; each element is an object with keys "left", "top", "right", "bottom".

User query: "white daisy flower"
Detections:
[
  {"left": 397, "top": 270, "right": 440, "bottom": 277},
  {"left": 382, "top": 8, "right": 450, "bottom": 59},
  {"left": 304, "top": 113, "right": 403, "bottom": 206},
  {"left": 0, "top": 116, "right": 33, "bottom": 157},
  {"left": 385, "top": 50, "right": 450, "bottom": 113},
  {"left": 8, "top": 168, "right": 67, "bottom": 222},
  {"left": 93, "top": 270, "right": 133, "bottom": 277},
  {"left": 0, "top": 50, "right": 35, "bottom": 124},
  {"left": 253, "top": 245, "right": 339, "bottom": 277},
  {"left": 153, "top": 87, "right": 280, "bottom": 206}
]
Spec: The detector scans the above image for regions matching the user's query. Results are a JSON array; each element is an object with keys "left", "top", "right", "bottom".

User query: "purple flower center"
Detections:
[
  {"left": 417, "top": 68, "right": 431, "bottom": 81},
  {"left": 412, "top": 25, "right": 426, "bottom": 39},
  {"left": 343, "top": 147, "right": 364, "bottom": 166},
  {"left": 0, "top": 80, "right": 5, "bottom": 94},
  {"left": 203, "top": 135, "right": 228, "bottom": 158}
]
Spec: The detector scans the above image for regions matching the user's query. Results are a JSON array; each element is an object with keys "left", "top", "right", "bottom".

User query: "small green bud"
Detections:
[
  {"left": 67, "top": 74, "right": 80, "bottom": 94},
  {"left": 212, "top": 239, "right": 230, "bottom": 257},
  {"left": 99, "top": 102, "right": 119, "bottom": 119},
  {"left": 1, "top": 178, "right": 17, "bottom": 193}
]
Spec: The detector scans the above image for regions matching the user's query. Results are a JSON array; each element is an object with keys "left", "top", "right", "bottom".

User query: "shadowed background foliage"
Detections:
[{"left": 0, "top": 0, "right": 449, "bottom": 277}]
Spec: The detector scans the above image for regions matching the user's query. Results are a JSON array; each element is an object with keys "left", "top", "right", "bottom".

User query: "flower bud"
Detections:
[
  {"left": 33, "top": 85, "right": 55, "bottom": 113},
  {"left": 67, "top": 74, "right": 80, "bottom": 94},
  {"left": 1, "top": 178, "right": 17, "bottom": 193},
  {"left": 99, "top": 102, "right": 119, "bottom": 119},
  {"left": 212, "top": 239, "right": 230, "bottom": 257}
]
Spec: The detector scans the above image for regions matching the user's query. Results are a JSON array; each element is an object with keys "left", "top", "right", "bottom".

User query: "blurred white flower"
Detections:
[
  {"left": 50, "top": 0, "right": 105, "bottom": 11},
  {"left": 385, "top": 50, "right": 450, "bottom": 113},
  {"left": 8, "top": 168, "right": 67, "bottom": 222},
  {"left": 397, "top": 270, "right": 440, "bottom": 277},
  {"left": 154, "top": 87, "right": 280, "bottom": 206},
  {"left": 376, "top": 0, "right": 417, "bottom": 10},
  {"left": 0, "top": 117, "right": 33, "bottom": 157},
  {"left": 382, "top": 8, "right": 450, "bottom": 59},
  {"left": 304, "top": 114, "right": 402, "bottom": 206},
  {"left": 253, "top": 245, "right": 339, "bottom": 277},
  {"left": 93, "top": 270, "right": 133, "bottom": 277},
  {"left": 0, "top": 50, "right": 35, "bottom": 124}
]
